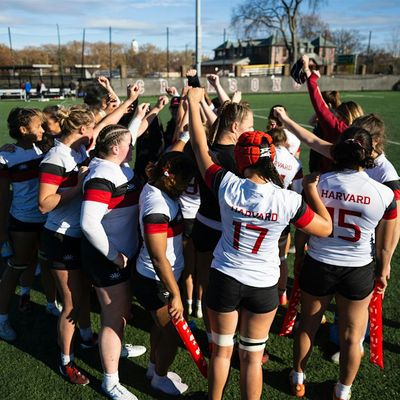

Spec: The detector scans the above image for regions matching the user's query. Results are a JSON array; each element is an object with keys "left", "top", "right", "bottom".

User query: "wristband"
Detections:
[{"left": 179, "top": 130, "right": 190, "bottom": 143}]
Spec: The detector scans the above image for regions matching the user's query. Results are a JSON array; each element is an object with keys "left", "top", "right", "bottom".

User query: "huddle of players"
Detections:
[{"left": 0, "top": 67, "right": 398, "bottom": 400}]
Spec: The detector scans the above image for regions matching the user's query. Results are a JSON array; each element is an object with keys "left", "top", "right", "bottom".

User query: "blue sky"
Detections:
[{"left": 0, "top": 0, "right": 399, "bottom": 57}]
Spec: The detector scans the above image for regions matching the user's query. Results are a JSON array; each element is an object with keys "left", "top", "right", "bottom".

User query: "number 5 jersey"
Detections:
[{"left": 307, "top": 169, "right": 396, "bottom": 267}]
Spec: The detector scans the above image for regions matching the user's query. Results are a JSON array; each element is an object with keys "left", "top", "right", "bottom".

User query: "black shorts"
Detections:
[
  {"left": 132, "top": 270, "right": 171, "bottom": 311},
  {"left": 8, "top": 215, "right": 44, "bottom": 233},
  {"left": 40, "top": 228, "right": 81, "bottom": 270},
  {"left": 183, "top": 218, "right": 196, "bottom": 239},
  {"left": 206, "top": 268, "right": 279, "bottom": 314},
  {"left": 299, "top": 254, "right": 375, "bottom": 301},
  {"left": 192, "top": 219, "right": 221, "bottom": 252},
  {"left": 81, "top": 236, "right": 131, "bottom": 288}
]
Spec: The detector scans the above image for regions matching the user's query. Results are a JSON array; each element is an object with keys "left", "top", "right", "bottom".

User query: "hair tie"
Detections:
[
  {"left": 163, "top": 168, "right": 170, "bottom": 177},
  {"left": 345, "top": 138, "right": 363, "bottom": 148}
]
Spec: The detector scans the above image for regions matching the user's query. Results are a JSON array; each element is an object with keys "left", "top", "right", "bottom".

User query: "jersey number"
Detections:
[
  {"left": 326, "top": 207, "right": 362, "bottom": 242},
  {"left": 232, "top": 221, "right": 268, "bottom": 254}
]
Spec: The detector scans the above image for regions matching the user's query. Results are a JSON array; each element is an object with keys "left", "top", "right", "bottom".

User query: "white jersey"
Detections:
[
  {"left": 0, "top": 144, "right": 46, "bottom": 223},
  {"left": 81, "top": 158, "right": 141, "bottom": 261},
  {"left": 366, "top": 153, "right": 400, "bottom": 200},
  {"left": 308, "top": 169, "right": 396, "bottom": 267},
  {"left": 136, "top": 183, "right": 184, "bottom": 281},
  {"left": 273, "top": 146, "right": 303, "bottom": 192},
  {"left": 39, "top": 140, "right": 88, "bottom": 238},
  {"left": 205, "top": 164, "right": 315, "bottom": 288},
  {"left": 284, "top": 128, "right": 301, "bottom": 156},
  {"left": 179, "top": 176, "right": 200, "bottom": 220}
]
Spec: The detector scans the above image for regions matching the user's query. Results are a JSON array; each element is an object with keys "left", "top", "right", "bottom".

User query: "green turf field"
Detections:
[{"left": 0, "top": 92, "right": 399, "bottom": 399}]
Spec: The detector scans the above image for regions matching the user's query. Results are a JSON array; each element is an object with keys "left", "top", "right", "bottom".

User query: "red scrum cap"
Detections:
[{"left": 234, "top": 130, "right": 276, "bottom": 175}]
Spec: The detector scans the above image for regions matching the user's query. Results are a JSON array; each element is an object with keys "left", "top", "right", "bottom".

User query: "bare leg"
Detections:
[
  {"left": 196, "top": 251, "right": 213, "bottom": 332},
  {"left": 151, "top": 305, "right": 180, "bottom": 376},
  {"left": 336, "top": 292, "right": 372, "bottom": 386},
  {"left": 207, "top": 308, "right": 238, "bottom": 400},
  {"left": 38, "top": 256, "right": 57, "bottom": 304},
  {"left": 238, "top": 307, "right": 277, "bottom": 400},
  {"left": 52, "top": 269, "right": 86, "bottom": 355},
  {"left": 0, "top": 231, "right": 38, "bottom": 314},
  {"left": 293, "top": 291, "right": 332, "bottom": 372},
  {"left": 95, "top": 281, "right": 131, "bottom": 374},
  {"left": 182, "top": 238, "right": 195, "bottom": 314}
]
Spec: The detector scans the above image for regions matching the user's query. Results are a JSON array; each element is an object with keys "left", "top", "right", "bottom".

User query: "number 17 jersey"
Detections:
[
  {"left": 307, "top": 169, "right": 396, "bottom": 267},
  {"left": 205, "top": 164, "right": 314, "bottom": 288}
]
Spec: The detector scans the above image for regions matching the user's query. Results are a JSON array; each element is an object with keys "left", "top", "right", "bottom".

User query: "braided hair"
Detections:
[{"left": 93, "top": 124, "right": 130, "bottom": 159}]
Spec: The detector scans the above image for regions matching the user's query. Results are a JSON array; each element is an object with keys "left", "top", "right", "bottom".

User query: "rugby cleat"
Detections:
[
  {"left": 59, "top": 362, "right": 89, "bottom": 385},
  {"left": 289, "top": 371, "right": 306, "bottom": 398}
]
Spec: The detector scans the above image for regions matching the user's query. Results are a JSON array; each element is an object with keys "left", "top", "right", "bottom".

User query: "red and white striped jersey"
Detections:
[
  {"left": 205, "top": 164, "right": 315, "bottom": 287},
  {"left": 273, "top": 146, "right": 303, "bottom": 192},
  {"left": 366, "top": 153, "right": 400, "bottom": 200},
  {"left": 81, "top": 158, "right": 141, "bottom": 261},
  {"left": 308, "top": 169, "right": 397, "bottom": 267},
  {"left": 136, "top": 183, "right": 184, "bottom": 281},
  {"left": 0, "top": 144, "right": 46, "bottom": 223},
  {"left": 39, "top": 140, "right": 88, "bottom": 237}
]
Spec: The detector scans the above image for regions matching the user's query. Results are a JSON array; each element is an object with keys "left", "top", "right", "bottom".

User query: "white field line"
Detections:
[
  {"left": 342, "top": 94, "right": 385, "bottom": 99},
  {"left": 387, "top": 140, "right": 400, "bottom": 146}
]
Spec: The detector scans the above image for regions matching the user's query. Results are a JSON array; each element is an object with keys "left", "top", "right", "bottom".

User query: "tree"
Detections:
[
  {"left": 231, "top": 0, "right": 324, "bottom": 63},
  {"left": 331, "top": 29, "right": 364, "bottom": 55},
  {"left": 387, "top": 27, "right": 400, "bottom": 58},
  {"left": 298, "top": 13, "right": 332, "bottom": 41}
]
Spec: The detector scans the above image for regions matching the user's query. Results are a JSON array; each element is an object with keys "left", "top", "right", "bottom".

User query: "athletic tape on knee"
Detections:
[
  {"left": 238, "top": 335, "right": 268, "bottom": 352},
  {"left": 7, "top": 259, "right": 29, "bottom": 270},
  {"left": 211, "top": 331, "right": 235, "bottom": 347}
]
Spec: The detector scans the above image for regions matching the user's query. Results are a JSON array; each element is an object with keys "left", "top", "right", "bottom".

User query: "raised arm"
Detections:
[
  {"left": 207, "top": 74, "right": 230, "bottom": 104},
  {"left": 128, "top": 102, "right": 150, "bottom": 146},
  {"left": 187, "top": 88, "right": 213, "bottom": 178},
  {"left": 274, "top": 106, "right": 333, "bottom": 159},
  {"left": 137, "top": 95, "right": 169, "bottom": 136},
  {"left": 91, "top": 84, "right": 141, "bottom": 146},
  {"left": 97, "top": 75, "right": 121, "bottom": 108},
  {"left": 302, "top": 55, "right": 348, "bottom": 137}
]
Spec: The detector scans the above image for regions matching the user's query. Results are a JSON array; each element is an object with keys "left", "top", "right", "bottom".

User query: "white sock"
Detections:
[
  {"left": 60, "top": 353, "right": 74, "bottom": 366},
  {"left": 291, "top": 370, "right": 304, "bottom": 384},
  {"left": 20, "top": 286, "right": 31, "bottom": 296},
  {"left": 103, "top": 371, "right": 119, "bottom": 390},
  {"left": 79, "top": 327, "right": 93, "bottom": 341},
  {"left": 335, "top": 382, "right": 352, "bottom": 399},
  {"left": 0, "top": 314, "right": 9, "bottom": 323},
  {"left": 186, "top": 299, "right": 193, "bottom": 305},
  {"left": 196, "top": 300, "right": 202, "bottom": 308}
]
